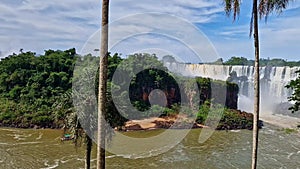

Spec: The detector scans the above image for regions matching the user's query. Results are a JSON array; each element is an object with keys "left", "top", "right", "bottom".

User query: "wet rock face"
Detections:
[
  {"left": 152, "top": 120, "right": 174, "bottom": 129},
  {"left": 125, "top": 124, "right": 144, "bottom": 131},
  {"left": 133, "top": 77, "right": 239, "bottom": 110}
]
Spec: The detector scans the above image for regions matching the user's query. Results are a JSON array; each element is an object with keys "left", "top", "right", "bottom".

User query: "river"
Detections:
[{"left": 0, "top": 124, "right": 299, "bottom": 169}]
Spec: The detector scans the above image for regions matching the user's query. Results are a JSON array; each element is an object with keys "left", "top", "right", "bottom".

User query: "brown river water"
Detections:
[{"left": 0, "top": 124, "right": 299, "bottom": 169}]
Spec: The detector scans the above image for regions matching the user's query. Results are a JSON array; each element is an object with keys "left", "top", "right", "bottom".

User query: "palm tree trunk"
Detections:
[
  {"left": 97, "top": 0, "right": 109, "bottom": 169},
  {"left": 85, "top": 135, "right": 92, "bottom": 169},
  {"left": 252, "top": 0, "right": 260, "bottom": 168}
]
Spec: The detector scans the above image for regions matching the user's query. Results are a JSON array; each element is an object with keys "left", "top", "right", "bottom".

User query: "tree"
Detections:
[
  {"left": 85, "top": 136, "right": 93, "bottom": 169},
  {"left": 52, "top": 90, "right": 93, "bottom": 169},
  {"left": 97, "top": 0, "right": 109, "bottom": 169},
  {"left": 223, "top": 0, "right": 291, "bottom": 168},
  {"left": 224, "top": 56, "right": 250, "bottom": 65},
  {"left": 66, "top": 112, "right": 93, "bottom": 169},
  {"left": 286, "top": 70, "right": 300, "bottom": 113},
  {"left": 0, "top": 49, "right": 77, "bottom": 128}
]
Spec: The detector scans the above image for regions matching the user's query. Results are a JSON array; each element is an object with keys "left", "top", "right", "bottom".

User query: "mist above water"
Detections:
[{"left": 164, "top": 62, "right": 300, "bottom": 114}]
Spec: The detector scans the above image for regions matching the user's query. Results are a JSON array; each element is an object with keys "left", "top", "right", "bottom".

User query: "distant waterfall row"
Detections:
[{"left": 164, "top": 62, "right": 300, "bottom": 112}]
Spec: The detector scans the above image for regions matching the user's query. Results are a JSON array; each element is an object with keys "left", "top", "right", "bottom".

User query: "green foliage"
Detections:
[
  {"left": 219, "top": 109, "right": 252, "bottom": 129},
  {"left": 168, "top": 104, "right": 181, "bottom": 116},
  {"left": 132, "top": 101, "right": 149, "bottom": 112},
  {"left": 286, "top": 70, "right": 300, "bottom": 113},
  {"left": 196, "top": 101, "right": 210, "bottom": 123},
  {"left": 277, "top": 128, "right": 298, "bottom": 134},
  {"left": 223, "top": 56, "right": 300, "bottom": 67},
  {"left": 0, "top": 49, "right": 77, "bottom": 127},
  {"left": 223, "top": 0, "right": 241, "bottom": 21},
  {"left": 113, "top": 53, "right": 180, "bottom": 115},
  {"left": 149, "top": 105, "right": 166, "bottom": 117},
  {"left": 0, "top": 50, "right": 242, "bottom": 129},
  {"left": 224, "top": 56, "right": 253, "bottom": 65},
  {"left": 193, "top": 77, "right": 238, "bottom": 109},
  {"left": 195, "top": 101, "right": 253, "bottom": 129},
  {"left": 283, "top": 128, "right": 298, "bottom": 134},
  {"left": 258, "top": 0, "right": 292, "bottom": 20}
]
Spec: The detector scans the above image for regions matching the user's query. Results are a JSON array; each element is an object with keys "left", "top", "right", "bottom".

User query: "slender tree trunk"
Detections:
[
  {"left": 85, "top": 135, "right": 92, "bottom": 169},
  {"left": 252, "top": 0, "right": 260, "bottom": 168},
  {"left": 97, "top": 0, "right": 109, "bottom": 169}
]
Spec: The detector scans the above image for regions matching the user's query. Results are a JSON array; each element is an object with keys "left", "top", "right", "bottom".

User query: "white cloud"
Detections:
[
  {"left": 110, "top": 0, "right": 222, "bottom": 23},
  {"left": 81, "top": 13, "right": 220, "bottom": 63},
  {"left": 0, "top": 0, "right": 299, "bottom": 61},
  {"left": 0, "top": 0, "right": 100, "bottom": 57},
  {"left": 258, "top": 16, "right": 300, "bottom": 60},
  {"left": 208, "top": 2, "right": 300, "bottom": 61},
  {"left": 0, "top": 0, "right": 224, "bottom": 58}
]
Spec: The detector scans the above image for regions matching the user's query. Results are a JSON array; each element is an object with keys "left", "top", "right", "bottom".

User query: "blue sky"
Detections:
[{"left": 0, "top": 0, "right": 300, "bottom": 62}]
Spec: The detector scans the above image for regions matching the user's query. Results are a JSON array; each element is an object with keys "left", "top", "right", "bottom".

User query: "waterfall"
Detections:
[{"left": 164, "top": 62, "right": 300, "bottom": 113}]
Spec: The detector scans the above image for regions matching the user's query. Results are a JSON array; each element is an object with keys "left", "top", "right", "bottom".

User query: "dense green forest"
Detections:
[
  {"left": 217, "top": 56, "right": 300, "bottom": 66},
  {"left": 0, "top": 49, "right": 76, "bottom": 128},
  {"left": 3, "top": 49, "right": 294, "bottom": 129},
  {"left": 0, "top": 49, "right": 127, "bottom": 128}
]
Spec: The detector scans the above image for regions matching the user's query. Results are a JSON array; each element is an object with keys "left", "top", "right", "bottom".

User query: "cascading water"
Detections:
[{"left": 164, "top": 62, "right": 300, "bottom": 114}]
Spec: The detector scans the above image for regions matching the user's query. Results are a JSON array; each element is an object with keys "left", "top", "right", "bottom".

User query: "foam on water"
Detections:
[
  {"left": 230, "top": 130, "right": 241, "bottom": 133},
  {"left": 0, "top": 128, "right": 300, "bottom": 168},
  {"left": 40, "top": 160, "right": 59, "bottom": 169},
  {"left": 36, "top": 132, "right": 43, "bottom": 140}
]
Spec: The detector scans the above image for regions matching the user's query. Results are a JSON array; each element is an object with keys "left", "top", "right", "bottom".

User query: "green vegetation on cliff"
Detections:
[
  {"left": 223, "top": 56, "right": 300, "bottom": 67},
  {"left": 0, "top": 49, "right": 76, "bottom": 127},
  {"left": 163, "top": 55, "right": 300, "bottom": 67},
  {"left": 0, "top": 49, "right": 251, "bottom": 129}
]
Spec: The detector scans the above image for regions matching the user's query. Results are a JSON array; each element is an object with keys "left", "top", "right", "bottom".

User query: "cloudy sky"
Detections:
[{"left": 1, "top": 0, "right": 300, "bottom": 62}]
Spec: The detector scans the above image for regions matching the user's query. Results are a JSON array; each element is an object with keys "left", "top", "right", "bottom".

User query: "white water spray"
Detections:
[{"left": 164, "top": 62, "right": 300, "bottom": 113}]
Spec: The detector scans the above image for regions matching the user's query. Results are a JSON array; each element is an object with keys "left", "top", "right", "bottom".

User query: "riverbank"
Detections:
[
  {"left": 0, "top": 121, "right": 63, "bottom": 129},
  {"left": 0, "top": 109, "right": 259, "bottom": 131},
  {"left": 260, "top": 112, "right": 300, "bottom": 129},
  {"left": 121, "top": 116, "right": 206, "bottom": 131},
  {"left": 120, "top": 109, "right": 258, "bottom": 131}
]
